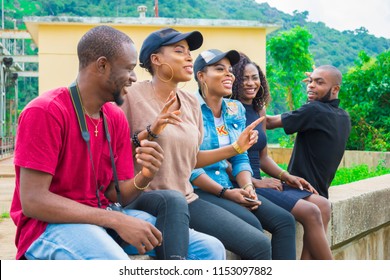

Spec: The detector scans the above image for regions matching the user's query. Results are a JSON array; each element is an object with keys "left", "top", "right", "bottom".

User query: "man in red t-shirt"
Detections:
[{"left": 10, "top": 26, "right": 224, "bottom": 260}]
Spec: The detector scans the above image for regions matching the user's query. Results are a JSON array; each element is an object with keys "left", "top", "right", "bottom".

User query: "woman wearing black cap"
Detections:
[
  {"left": 191, "top": 49, "right": 299, "bottom": 260},
  {"left": 121, "top": 28, "right": 270, "bottom": 259}
]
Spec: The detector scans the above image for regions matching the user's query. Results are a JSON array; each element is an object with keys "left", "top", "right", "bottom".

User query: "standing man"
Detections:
[{"left": 267, "top": 65, "right": 351, "bottom": 198}]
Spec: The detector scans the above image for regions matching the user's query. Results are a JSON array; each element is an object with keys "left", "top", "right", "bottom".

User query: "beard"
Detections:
[
  {"left": 319, "top": 88, "right": 332, "bottom": 102},
  {"left": 307, "top": 88, "right": 332, "bottom": 103},
  {"left": 113, "top": 90, "right": 124, "bottom": 106}
]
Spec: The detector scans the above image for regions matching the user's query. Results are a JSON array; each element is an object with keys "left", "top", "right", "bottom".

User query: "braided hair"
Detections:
[{"left": 232, "top": 52, "right": 270, "bottom": 113}]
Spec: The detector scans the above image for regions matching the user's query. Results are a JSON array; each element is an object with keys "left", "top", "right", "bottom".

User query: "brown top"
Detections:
[{"left": 121, "top": 81, "right": 203, "bottom": 203}]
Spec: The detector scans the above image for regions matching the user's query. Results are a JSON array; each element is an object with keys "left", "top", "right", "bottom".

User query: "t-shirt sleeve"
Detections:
[
  {"left": 14, "top": 107, "right": 63, "bottom": 175},
  {"left": 281, "top": 103, "right": 317, "bottom": 134}
]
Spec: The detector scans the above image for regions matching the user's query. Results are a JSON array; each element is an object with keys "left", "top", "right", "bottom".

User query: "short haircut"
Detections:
[
  {"left": 316, "top": 65, "right": 342, "bottom": 85},
  {"left": 77, "top": 25, "right": 133, "bottom": 69}
]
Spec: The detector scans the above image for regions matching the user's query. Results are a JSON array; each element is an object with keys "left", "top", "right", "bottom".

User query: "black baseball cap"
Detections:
[
  {"left": 194, "top": 49, "right": 240, "bottom": 81},
  {"left": 139, "top": 27, "right": 203, "bottom": 68}
]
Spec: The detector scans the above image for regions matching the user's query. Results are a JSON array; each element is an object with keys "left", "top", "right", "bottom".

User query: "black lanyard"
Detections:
[{"left": 69, "top": 82, "right": 122, "bottom": 208}]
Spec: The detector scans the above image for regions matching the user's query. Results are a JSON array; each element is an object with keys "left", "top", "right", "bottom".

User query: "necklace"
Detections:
[{"left": 84, "top": 108, "right": 101, "bottom": 137}]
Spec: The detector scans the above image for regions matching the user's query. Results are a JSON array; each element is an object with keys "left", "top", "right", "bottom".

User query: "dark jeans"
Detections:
[
  {"left": 127, "top": 190, "right": 189, "bottom": 260},
  {"left": 194, "top": 189, "right": 296, "bottom": 260},
  {"left": 189, "top": 196, "right": 272, "bottom": 260}
]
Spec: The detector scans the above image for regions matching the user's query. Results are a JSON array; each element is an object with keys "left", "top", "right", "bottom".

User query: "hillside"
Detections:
[{"left": 4, "top": 0, "right": 390, "bottom": 71}]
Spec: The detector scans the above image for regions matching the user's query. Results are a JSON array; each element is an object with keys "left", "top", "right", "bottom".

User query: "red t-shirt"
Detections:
[{"left": 10, "top": 87, "right": 134, "bottom": 259}]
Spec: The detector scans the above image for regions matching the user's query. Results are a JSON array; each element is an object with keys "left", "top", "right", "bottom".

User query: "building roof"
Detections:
[{"left": 23, "top": 16, "right": 281, "bottom": 46}]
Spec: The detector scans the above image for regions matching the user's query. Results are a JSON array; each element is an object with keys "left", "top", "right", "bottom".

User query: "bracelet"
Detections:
[
  {"left": 241, "top": 183, "right": 254, "bottom": 191},
  {"left": 146, "top": 124, "right": 158, "bottom": 139},
  {"left": 133, "top": 171, "right": 150, "bottom": 191},
  {"left": 232, "top": 141, "right": 244, "bottom": 154},
  {"left": 132, "top": 131, "right": 141, "bottom": 148},
  {"left": 278, "top": 170, "right": 289, "bottom": 181},
  {"left": 218, "top": 187, "right": 228, "bottom": 198}
]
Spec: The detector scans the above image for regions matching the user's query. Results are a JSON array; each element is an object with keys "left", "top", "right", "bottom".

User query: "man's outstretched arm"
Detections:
[{"left": 266, "top": 114, "right": 283, "bottom": 129}]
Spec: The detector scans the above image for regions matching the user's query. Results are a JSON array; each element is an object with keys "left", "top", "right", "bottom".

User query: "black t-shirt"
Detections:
[
  {"left": 281, "top": 99, "right": 351, "bottom": 198},
  {"left": 242, "top": 103, "right": 267, "bottom": 179}
]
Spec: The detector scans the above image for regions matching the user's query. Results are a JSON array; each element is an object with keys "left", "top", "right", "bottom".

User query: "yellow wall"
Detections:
[{"left": 26, "top": 20, "right": 273, "bottom": 94}]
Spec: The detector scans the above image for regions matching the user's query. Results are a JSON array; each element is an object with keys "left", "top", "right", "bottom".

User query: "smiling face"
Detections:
[
  {"left": 106, "top": 42, "right": 138, "bottom": 105},
  {"left": 152, "top": 39, "right": 194, "bottom": 83},
  {"left": 239, "top": 63, "right": 261, "bottom": 104},
  {"left": 306, "top": 67, "right": 340, "bottom": 103},
  {"left": 198, "top": 58, "right": 235, "bottom": 98}
]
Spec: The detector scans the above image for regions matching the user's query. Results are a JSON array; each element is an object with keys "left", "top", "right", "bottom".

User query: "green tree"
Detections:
[
  {"left": 265, "top": 26, "right": 314, "bottom": 146},
  {"left": 340, "top": 50, "right": 390, "bottom": 151},
  {"left": 266, "top": 26, "right": 314, "bottom": 113}
]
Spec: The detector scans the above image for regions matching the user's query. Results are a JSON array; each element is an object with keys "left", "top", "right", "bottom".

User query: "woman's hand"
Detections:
[
  {"left": 253, "top": 177, "right": 283, "bottom": 191},
  {"left": 224, "top": 188, "right": 261, "bottom": 211},
  {"left": 236, "top": 116, "right": 265, "bottom": 152},
  {"left": 283, "top": 174, "right": 318, "bottom": 194},
  {"left": 149, "top": 91, "right": 182, "bottom": 136}
]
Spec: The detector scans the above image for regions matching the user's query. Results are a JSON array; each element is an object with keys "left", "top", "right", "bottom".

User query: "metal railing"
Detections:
[{"left": 0, "top": 136, "right": 14, "bottom": 158}]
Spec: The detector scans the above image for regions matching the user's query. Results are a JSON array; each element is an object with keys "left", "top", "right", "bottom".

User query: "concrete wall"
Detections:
[
  {"left": 268, "top": 147, "right": 390, "bottom": 169},
  {"left": 294, "top": 174, "right": 390, "bottom": 260},
  {"left": 0, "top": 158, "right": 388, "bottom": 259}
]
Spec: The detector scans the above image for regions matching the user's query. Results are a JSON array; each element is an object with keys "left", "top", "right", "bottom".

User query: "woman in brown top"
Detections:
[{"left": 121, "top": 27, "right": 272, "bottom": 259}]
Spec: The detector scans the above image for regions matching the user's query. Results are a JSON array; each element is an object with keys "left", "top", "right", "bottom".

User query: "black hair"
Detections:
[
  {"left": 140, "top": 47, "right": 162, "bottom": 76},
  {"left": 232, "top": 52, "right": 270, "bottom": 113},
  {"left": 77, "top": 25, "right": 133, "bottom": 69}
]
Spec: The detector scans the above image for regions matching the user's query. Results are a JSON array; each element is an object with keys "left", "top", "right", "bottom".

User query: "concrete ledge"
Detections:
[
  {"left": 329, "top": 175, "right": 390, "bottom": 245},
  {"left": 1, "top": 157, "right": 388, "bottom": 260}
]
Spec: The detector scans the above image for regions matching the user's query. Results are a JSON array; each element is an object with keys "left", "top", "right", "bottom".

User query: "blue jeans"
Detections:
[
  {"left": 188, "top": 197, "right": 272, "bottom": 260},
  {"left": 25, "top": 209, "right": 225, "bottom": 260},
  {"left": 195, "top": 189, "right": 296, "bottom": 260}
]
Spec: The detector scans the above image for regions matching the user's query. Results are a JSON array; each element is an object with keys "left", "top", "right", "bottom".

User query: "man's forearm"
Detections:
[{"left": 266, "top": 114, "right": 283, "bottom": 129}]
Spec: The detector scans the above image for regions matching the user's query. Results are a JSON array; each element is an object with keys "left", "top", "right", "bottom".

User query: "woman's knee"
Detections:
[
  {"left": 150, "top": 190, "right": 189, "bottom": 215},
  {"left": 293, "top": 201, "right": 323, "bottom": 226}
]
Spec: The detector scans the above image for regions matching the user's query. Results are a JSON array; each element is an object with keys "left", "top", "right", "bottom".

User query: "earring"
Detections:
[
  {"left": 201, "top": 82, "right": 209, "bottom": 99},
  {"left": 156, "top": 63, "right": 174, "bottom": 83}
]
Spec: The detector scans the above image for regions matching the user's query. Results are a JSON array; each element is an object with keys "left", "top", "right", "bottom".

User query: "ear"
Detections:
[
  {"left": 332, "top": 84, "right": 340, "bottom": 95},
  {"left": 96, "top": 56, "right": 108, "bottom": 73},
  {"left": 150, "top": 53, "right": 162, "bottom": 67},
  {"left": 196, "top": 71, "right": 204, "bottom": 83}
]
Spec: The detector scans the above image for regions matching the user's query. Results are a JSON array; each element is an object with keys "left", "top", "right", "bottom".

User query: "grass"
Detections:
[
  {"left": 261, "top": 163, "right": 390, "bottom": 186},
  {"left": 0, "top": 212, "right": 10, "bottom": 222},
  {"left": 330, "top": 164, "right": 390, "bottom": 186}
]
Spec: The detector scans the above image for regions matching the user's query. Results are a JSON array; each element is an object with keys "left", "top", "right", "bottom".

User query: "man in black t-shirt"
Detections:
[{"left": 267, "top": 65, "right": 351, "bottom": 198}]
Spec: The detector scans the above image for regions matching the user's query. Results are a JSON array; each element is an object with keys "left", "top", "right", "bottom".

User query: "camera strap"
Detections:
[{"left": 69, "top": 82, "right": 122, "bottom": 208}]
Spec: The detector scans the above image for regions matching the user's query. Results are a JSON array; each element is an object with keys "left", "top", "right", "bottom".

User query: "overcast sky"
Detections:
[{"left": 256, "top": 0, "right": 390, "bottom": 38}]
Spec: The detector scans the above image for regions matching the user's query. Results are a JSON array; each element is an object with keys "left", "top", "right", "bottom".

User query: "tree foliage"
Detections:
[
  {"left": 3, "top": 0, "right": 389, "bottom": 71},
  {"left": 266, "top": 26, "right": 314, "bottom": 111},
  {"left": 340, "top": 50, "right": 390, "bottom": 151},
  {"left": 265, "top": 26, "right": 314, "bottom": 147}
]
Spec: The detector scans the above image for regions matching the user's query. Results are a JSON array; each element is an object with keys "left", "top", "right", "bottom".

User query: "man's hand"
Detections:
[
  {"left": 113, "top": 213, "right": 163, "bottom": 255},
  {"left": 236, "top": 116, "right": 265, "bottom": 152},
  {"left": 135, "top": 140, "right": 164, "bottom": 178}
]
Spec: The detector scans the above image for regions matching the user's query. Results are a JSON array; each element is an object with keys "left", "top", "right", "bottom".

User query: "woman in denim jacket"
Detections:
[{"left": 191, "top": 49, "right": 300, "bottom": 259}]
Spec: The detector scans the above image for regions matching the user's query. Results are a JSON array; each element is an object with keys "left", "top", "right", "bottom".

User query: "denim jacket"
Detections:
[{"left": 190, "top": 91, "right": 253, "bottom": 188}]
